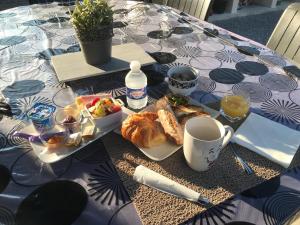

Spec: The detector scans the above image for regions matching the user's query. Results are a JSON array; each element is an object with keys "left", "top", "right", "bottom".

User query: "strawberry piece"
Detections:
[
  {"left": 111, "top": 105, "right": 121, "bottom": 113},
  {"left": 91, "top": 97, "right": 100, "bottom": 106},
  {"left": 86, "top": 103, "right": 92, "bottom": 109}
]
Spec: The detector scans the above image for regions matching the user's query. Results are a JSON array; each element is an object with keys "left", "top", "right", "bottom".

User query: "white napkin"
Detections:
[
  {"left": 232, "top": 113, "right": 300, "bottom": 168},
  {"left": 133, "top": 165, "right": 209, "bottom": 204}
]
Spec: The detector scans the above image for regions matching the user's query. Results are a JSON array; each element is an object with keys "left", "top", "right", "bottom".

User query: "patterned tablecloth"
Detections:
[{"left": 0, "top": 1, "right": 300, "bottom": 225}]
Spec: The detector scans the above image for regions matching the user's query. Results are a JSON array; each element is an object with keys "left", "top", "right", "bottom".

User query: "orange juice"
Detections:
[{"left": 221, "top": 95, "right": 249, "bottom": 118}]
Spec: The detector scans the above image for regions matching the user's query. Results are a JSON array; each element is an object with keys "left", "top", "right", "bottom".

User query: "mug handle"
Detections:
[{"left": 222, "top": 125, "right": 234, "bottom": 148}]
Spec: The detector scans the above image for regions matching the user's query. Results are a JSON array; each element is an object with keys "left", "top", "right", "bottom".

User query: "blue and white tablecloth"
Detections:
[{"left": 0, "top": 1, "right": 299, "bottom": 224}]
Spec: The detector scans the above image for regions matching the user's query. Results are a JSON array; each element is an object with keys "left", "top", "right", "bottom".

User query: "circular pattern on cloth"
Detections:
[
  {"left": 237, "top": 46, "right": 260, "bottom": 56},
  {"left": 73, "top": 139, "right": 110, "bottom": 164},
  {"left": 0, "top": 133, "right": 7, "bottom": 149},
  {"left": 0, "top": 13, "right": 16, "bottom": 18},
  {"left": 261, "top": 99, "right": 300, "bottom": 125},
  {"left": 164, "top": 37, "right": 186, "bottom": 48},
  {"left": 113, "top": 21, "right": 128, "bottom": 28},
  {"left": 88, "top": 161, "right": 130, "bottom": 205},
  {"left": 172, "top": 27, "right": 193, "bottom": 35},
  {"left": 147, "top": 30, "right": 170, "bottom": 39},
  {"left": 52, "top": 87, "right": 77, "bottom": 108},
  {"left": 0, "top": 206, "right": 15, "bottom": 225},
  {"left": 190, "top": 56, "right": 222, "bottom": 70},
  {"left": 263, "top": 192, "right": 300, "bottom": 225},
  {"left": 184, "top": 33, "right": 200, "bottom": 43},
  {"left": 236, "top": 61, "right": 269, "bottom": 76},
  {"left": 36, "top": 48, "right": 66, "bottom": 60},
  {"left": 22, "top": 19, "right": 47, "bottom": 26},
  {"left": 2, "top": 80, "right": 45, "bottom": 99},
  {"left": 104, "top": 87, "right": 127, "bottom": 98},
  {"left": 209, "top": 68, "right": 244, "bottom": 84},
  {"left": 173, "top": 46, "right": 201, "bottom": 58},
  {"left": 226, "top": 222, "right": 255, "bottom": 225},
  {"left": 10, "top": 96, "right": 52, "bottom": 120},
  {"left": 146, "top": 10, "right": 158, "bottom": 16},
  {"left": 114, "top": 9, "right": 129, "bottom": 14},
  {"left": 203, "top": 28, "right": 219, "bottom": 37},
  {"left": 67, "top": 44, "right": 81, "bottom": 53},
  {"left": 0, "top": 36, "right": 26, "bottom": 46},
  {"left": 289, "top": 89, "right": 300, "bottom": 106},
  {"left": 130, "top": 35, "right": 149, "bottom": 44},
  {"left": 65, "top": 10, "right": 73, "bottom": 15},
  {"left": 259, "top": 73, "right": 297, "bottom": 92},
  {"left": 283, "top": 65, "right": 300, "bottom": 78},
  {"left": 140, "top": 41, "right": 162, "bottom": 53},
  {"left": 157, "top": 62, "right": 190, "bottom": 75},
  {"left": 198, "top": 40, "right": 225, "bottom": 52},
  {"left": 6, "top": 123, "right": 30, "bottom": 147},
  {"left": 47, "top": 17, "right": 69, "bottom": 23},
  {"left": 250, "top": 43, "right": 266, "bottom": 51},
  {"left": 0, "top": 165, "right": 10, "bottom": 193},
  {"left": 187, "top": 199, "right": 238, "bottom": 225},
  {"left": 142, "top": 66, "right": 166, "bottom": 86},
  {"left": 149, "top": 52, "right": 177, "bottom": 64},
  {"left": 11, "top": 150, "right": 72, "bottom": 187},
  {"left": 241, "top": 176, "right": 280, "bottom": 198},
  {"left": 198, "top": 76, "right": 216, "bottom": 93},
  {"left": 232, "top": 82, "right": 272, "bottom": 103},
  {"left": 60, "top": 35, "right": 77, "bottom": 45},
  {"left": 16, "top": 180, "right": 87, "bottom": 225},
  {"left": 215, "top": 50, "right": 246, "bottom": 63},
  {"left": 259, "top": 55, "right": 287, "bottom": 67}
]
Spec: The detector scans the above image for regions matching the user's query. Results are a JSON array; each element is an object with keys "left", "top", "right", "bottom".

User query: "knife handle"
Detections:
[{"left": 197, "top": 196, "right": 211, "bottom": 206}]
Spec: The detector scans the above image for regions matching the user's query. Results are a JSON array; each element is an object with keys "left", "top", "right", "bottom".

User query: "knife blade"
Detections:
[{"left": 133, "top": 165, "right": 210, "bottom": 206}]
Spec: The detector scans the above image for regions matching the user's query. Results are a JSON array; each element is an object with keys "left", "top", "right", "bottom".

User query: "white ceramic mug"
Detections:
[{"left": 183, "top": 116, "right": 234, "bottom": 172}]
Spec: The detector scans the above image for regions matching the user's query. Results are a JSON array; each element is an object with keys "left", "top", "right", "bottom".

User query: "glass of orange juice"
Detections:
[{"left": 220, "top": 91, "right": 250, "bottom": 122}]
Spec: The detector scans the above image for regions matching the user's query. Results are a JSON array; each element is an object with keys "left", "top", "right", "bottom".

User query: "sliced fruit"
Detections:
[
  {"left": 110, "top": 105, "right": 121, "bottom": 113},
  {"left": 91, "top": 97, "right": 100, "bottom": 106}
]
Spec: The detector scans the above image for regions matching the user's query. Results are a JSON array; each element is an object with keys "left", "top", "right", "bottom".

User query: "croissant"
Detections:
[{"left": 121, "top": 112, "right": 166, "bottom": 148}]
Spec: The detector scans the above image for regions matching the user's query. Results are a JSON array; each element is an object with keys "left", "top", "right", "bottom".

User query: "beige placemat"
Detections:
[
  {"left": 102, "top": 129, "right": 300, "bottom": 225},
  {"left": 52, "top": 42, "right": 156, "bottom": 82},
  {"left": 102, "top": 103, "right": 299, "bottom": 224}
]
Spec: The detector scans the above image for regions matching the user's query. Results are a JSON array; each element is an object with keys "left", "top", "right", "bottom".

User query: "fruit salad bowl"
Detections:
[{"left": 76, "top": 95, "right": 123, "bottom": 129}]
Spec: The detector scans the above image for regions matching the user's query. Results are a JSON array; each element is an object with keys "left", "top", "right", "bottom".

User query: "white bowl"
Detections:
[
  {"left": 167, "top": 66, "right": 199, "bottom": 96},
  {"left": 84, "top": 96, "right": 123, "bottom": 129}
]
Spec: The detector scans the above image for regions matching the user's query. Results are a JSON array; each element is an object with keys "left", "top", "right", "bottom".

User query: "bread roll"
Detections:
[{"left": 121, "top": 112, "right": 166, "bottom": 148}]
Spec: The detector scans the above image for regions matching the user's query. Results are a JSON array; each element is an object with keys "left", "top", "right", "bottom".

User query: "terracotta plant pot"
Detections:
[{"left": 79, "top": 38, "right": 112, "bottom": 65}]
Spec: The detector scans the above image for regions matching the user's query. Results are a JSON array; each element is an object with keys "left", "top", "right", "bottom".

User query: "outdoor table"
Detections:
[{"left": 0, "top": 1, "right": 300, "bottom": 225}]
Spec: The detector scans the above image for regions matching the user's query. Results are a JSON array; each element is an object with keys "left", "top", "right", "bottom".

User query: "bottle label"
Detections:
[{"left": 127, "top": 87, "right": 147, "bottom": 100}]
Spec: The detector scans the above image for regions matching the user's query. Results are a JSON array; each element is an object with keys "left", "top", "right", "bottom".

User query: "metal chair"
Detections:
[
  {"left": 152, "top": 0, "right": 212, "bottom": 21},
  {"left": 267, "top": 3, "right": 300, "bottom": 66}
]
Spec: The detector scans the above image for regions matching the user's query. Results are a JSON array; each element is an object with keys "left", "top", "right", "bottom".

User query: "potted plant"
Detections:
[{"left": 71, "top": 0, "right": 114, "bottom": 65}]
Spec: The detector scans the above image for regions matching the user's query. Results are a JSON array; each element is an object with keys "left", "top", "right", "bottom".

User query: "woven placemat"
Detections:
[
  {"left": 102, "top": 129, "right": 300, "bottom": 225},
  {"left": 101, "top": 102, "right": 300, "bottom": 224}
]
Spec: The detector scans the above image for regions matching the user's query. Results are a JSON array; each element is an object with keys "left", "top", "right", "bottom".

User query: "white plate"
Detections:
[
  {"left": 23, "top": 109, "right": 128, "bottom": 164},
  {"left": 116, "top": 100, "right": 220, "bottom": 161}
]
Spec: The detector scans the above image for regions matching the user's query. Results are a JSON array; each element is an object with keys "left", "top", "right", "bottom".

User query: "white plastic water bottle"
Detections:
[{"left": 125, "top": 61, "right": 148, "bottom": 109}]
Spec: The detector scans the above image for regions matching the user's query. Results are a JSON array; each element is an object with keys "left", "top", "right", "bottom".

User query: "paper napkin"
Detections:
[
  {"left": 133, "top": 165, "right": 209, "bottom": 205},
  {"left": 232, "top": 113, "right": 300, "bottom": 168}
]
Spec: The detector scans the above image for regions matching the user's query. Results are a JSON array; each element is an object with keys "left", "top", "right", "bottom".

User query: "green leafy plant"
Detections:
[{"left": 71, "top": 0, "right": 114, "bottom": 42}]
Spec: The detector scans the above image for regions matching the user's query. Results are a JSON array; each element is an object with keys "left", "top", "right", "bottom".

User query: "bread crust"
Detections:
[{"left": 121, "top": 112, "right": 166, "bottom": 148}]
